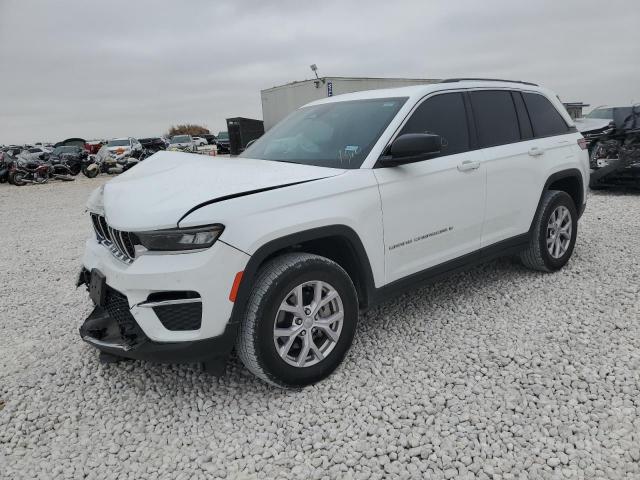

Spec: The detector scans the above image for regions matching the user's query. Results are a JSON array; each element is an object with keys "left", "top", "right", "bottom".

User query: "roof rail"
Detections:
[{"left": 441, "top": 78, "right": 538, "bottom": 87}]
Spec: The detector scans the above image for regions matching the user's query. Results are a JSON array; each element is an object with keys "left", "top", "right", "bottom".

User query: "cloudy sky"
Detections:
[{"left": 1, "top": 0, "right": 638, "bottom": 144}]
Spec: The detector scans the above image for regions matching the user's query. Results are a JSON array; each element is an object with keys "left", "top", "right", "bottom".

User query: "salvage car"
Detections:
[
  {"left": 78, "top": 79, "right": 589, "bottom": 387},
  {"left": 139, "top": 137, "right": 167, "bottom": 153},
  {"left": 168, "top": 135, "right": 197, "bottom": 152},
  {"left": 576, "top": 105, "right": 640, "bottom": 188},
  {"left": 106, "top": 137, "right": 143, "bottom": 158}
]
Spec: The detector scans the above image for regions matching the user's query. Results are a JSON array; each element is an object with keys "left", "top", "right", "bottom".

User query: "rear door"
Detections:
[
  {"left": 473, "top": 90, "right": 575, "bottom": 247},
  {"left": 374, "top": 91, "right": 486, "bottom": 283}
]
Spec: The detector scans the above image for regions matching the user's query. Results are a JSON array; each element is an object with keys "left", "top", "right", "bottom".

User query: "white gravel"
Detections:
[{"left": 1, "top": 177, "right": 640, "bottom": 479}]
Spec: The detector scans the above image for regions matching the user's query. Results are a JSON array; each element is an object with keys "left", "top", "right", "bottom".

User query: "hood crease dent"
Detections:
[
  {"left": 177, "top": 178, "right": 328, "bottom": 223},
  {"left": 99, "top": 151, "right": 345, "bottom": 231}
]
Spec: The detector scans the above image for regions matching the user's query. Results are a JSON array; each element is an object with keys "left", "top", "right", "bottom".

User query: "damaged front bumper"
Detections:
[{"left": 77, "top": 268, "right": 238, "bottom": 370}]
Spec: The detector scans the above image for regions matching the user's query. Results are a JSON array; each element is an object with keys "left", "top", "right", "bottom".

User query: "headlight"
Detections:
[{"left": 132, "top": 224, "right": 224, "bottom": 251}]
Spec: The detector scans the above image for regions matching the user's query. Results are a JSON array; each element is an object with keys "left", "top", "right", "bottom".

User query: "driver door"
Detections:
[{"left": 374, "top": 92, "right": 486, "bottom": 283}]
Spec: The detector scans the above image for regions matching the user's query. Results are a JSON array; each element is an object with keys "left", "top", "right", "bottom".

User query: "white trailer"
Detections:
[{"left": 260, "top": 77, "right": 440, "bottom": 130}]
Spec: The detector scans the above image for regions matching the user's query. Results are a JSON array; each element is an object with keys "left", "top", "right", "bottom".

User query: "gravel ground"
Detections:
[{"left": 1, "top": 177, "right": 640, "bottom": 480}]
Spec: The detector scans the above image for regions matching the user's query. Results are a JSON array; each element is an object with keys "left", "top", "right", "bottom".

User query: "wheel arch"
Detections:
[
  {"left": 229, "top": 225, "right": 376, "bottom": 324},
  {"left": 530, "top": 169, "right": 584, "bottom": 233}
]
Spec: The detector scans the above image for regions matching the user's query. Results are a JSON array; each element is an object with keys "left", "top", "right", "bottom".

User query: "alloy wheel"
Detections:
[
  {"left": 546, "top": 205, "right": 572, "bottom": 259},
  {"left": 273, "top": 280, "right": 344, "bottom": 368}
]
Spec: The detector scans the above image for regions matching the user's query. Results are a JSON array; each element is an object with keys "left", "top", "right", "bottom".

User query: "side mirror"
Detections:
[{"left": 379, "top": 133, "right": 442, "bottom": 166}]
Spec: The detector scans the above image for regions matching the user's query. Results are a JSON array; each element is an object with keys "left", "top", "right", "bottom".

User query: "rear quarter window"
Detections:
[{"left": 522, "top": 92, "right": 570, "bottom": 137}]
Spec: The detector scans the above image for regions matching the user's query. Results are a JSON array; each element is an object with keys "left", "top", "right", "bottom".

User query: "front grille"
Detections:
[
  {"left": 153, "top": 302, "right": 202, "bottom": 331},
  {"left": 104, "top": 287, "right": 145, "bottom": 346},
  {"left": 90, "top": 213, "right": 136, "bottom": 263}
]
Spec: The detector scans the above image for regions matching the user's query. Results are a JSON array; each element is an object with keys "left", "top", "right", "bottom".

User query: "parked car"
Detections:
[
  {"left": 192, "top": 136, "right": 208, "bottom": 147},
  {"left": 106, "top": 137, "right": 143, "bottom": 158},
  {"left": 86, "top": 141, "right": 105, "bottom": 155},
  {"left": 139, "top": 137, "right": 167, "bottom": 153},
  {"left": 168, "top": 135, "right": 196, "bottom": 152},
  {"left": 54, "top": 138, "right": 87, "bottom": 150},
  {"left": 215, "top": 131, "right": 230, "bottom": 153},
  {"left": 21, "top": 146, "right": 52, "bottom": 162},
  {"left": 78, "top": 79, "right": 588, "bottom": 387},
  {"left": 198, "top": 134, "right": 218, "bottom": 145}
]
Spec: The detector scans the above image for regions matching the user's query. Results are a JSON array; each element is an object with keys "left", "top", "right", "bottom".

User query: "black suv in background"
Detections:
[
  {"left": 216, "top": 131, "right": 230, "bottom": 153},
  {"left": 139, "top": 137, "right": 167, "bottom": 153},
  {"left": 198, "top": 134, "right": 218, "bottom": 145}
]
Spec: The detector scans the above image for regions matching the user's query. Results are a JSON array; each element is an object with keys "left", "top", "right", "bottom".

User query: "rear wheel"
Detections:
[
  {"left": 236, "top": 253, "right": 358, "bottom": 388},
  {"left": 520, "top": 190, "right": 577, "bottom": 272}
]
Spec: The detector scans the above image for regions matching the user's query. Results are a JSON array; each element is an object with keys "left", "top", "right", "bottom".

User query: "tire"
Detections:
[
  {"left": 83, "top": 166, "right": 99, "bottom": 178},
  {"left": 520, "top": 190, "right": 577, "bottom": 272},
  {"left": 11, "top": 172, "right": 26, "bottom": 186},
  {"left": 236, "top": 253, "right": 358, "bottom": 388},
  {"left": 69, "top": 164, "right": 81, "bottom": 176}
]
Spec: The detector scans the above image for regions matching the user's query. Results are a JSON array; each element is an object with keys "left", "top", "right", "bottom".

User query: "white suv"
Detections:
[{"left": 78, "top": 79, "right": 589, "bottom": 387}]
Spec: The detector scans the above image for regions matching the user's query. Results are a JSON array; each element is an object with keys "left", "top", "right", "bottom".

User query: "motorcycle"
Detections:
[
  {"left": 82, "top": 146, "right": 148, "bottom": 178},
  {"left": 586, "top": 105, "right": 640, "bottom": 188},
  {"left": 8, "top": 155, "right": 51, "bottom": 186},
  {"left": 0, "top": 152, "right": 10, "bottom": 183}
]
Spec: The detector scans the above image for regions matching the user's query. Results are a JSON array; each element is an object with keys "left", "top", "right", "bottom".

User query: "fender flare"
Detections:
[{"left": 229, "top": 225, "right": 376, "bottom": 324}]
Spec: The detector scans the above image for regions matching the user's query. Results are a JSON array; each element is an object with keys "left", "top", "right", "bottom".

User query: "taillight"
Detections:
[{"left": 577, "top": 138, "right": 588, "bottom": 150}]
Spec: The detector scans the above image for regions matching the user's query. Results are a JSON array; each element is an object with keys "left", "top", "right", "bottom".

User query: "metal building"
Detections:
[
  {"left": 261, "top": 77, "right": 440, "bottom": 130},
  {"left": 563, "top": 102, "right": 590, "bottom": 120}
]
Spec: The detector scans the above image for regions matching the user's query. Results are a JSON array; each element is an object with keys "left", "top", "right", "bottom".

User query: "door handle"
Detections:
[
  {"left": 457, "top": 160, "right": 480, "bottom": 172},
  {"left": 528, "top": 147, "right": 544, "bottom": 157}
]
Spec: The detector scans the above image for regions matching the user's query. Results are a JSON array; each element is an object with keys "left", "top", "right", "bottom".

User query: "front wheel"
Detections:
[
  {"left": 83, "top": 165, "right": 99, "bottom": 178},
  {"left": 236, "top": 253, "right": 358, "bottom": 388},
  {"left": 10, "top": 172, "right": 27, "bottom": 186},
  {"left": 520, "top": 190, "right": 577, "bottom": 272}
]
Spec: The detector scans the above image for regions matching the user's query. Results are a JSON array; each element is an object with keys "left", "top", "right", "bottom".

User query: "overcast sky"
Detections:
[{"left": 1, "top": 0, "right": 638, "bottom": 144}]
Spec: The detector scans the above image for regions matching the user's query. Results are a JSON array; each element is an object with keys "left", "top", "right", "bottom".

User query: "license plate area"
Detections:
[{"left": 89, "top": 269, "right": 106, "bottom": 306}]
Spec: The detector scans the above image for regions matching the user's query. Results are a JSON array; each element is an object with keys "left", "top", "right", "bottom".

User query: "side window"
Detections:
[
  {"left": 399, "top": 92, "right": 469, "bottom": 156},
  {"left": 469, "top": 90, "right": 520, "bottom": 147},
  {"left": 522, "top": 92, "right": 570, "bottom": 137}
]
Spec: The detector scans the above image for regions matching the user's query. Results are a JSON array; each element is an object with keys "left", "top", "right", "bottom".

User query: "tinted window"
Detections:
[
  {"left": 470, "top": 90, "right": 520, "bottom": 147},
  {"left": 399, "top": 92, "right": 469, "bottom": 156},
  {"left": 522, "top": 92, "right": 569, "bottom": 137}
]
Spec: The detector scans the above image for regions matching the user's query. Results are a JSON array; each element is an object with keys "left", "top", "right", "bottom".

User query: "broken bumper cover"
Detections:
[{"left": 79, "top": 302, "right": 239, "bottom": 364}]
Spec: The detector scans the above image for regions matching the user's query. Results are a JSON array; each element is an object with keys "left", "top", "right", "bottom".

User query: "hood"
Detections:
[
  {"left": 99, "top": 151, "right": 345, "bottom": 231},
  {"left": 574, "top": 117, "right": 613, "bottom": 134}
]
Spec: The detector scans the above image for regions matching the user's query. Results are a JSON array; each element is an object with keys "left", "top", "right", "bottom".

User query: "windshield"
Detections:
[
  {"left": 171, "top": 135, "right": 191, "bottom": 143},
  {"left": 53, "top": 146, "right": 78, "bottom": 154},
  {"left": 108, "top": 139, "right": 130, "bottom": 147},
  {"left": 240, "top": 97, "right": 406, "bottom": 169},
  {"left": 217, "top": 132, "right": 229, "bottom": 140}
]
